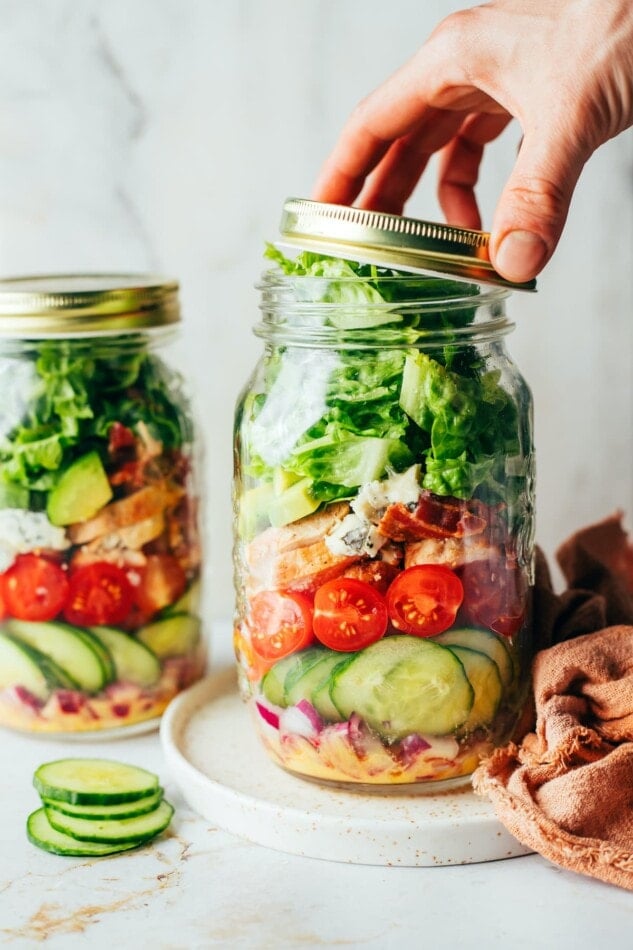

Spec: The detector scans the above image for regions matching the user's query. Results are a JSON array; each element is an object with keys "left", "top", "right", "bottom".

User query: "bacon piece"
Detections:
[
  {"left": 378, "top": 491, "right": 487, "bottom": 542},
  {"left": 341, "top": 560, "right": 399, "bottom": 595}
]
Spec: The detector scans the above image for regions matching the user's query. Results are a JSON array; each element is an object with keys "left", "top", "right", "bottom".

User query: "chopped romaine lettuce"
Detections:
[
  {"left": 0, "top": 340, "right": 191, "bottom": 495},
  {"left": 247, "top": 248, "right": 523, "bottom": 505}
]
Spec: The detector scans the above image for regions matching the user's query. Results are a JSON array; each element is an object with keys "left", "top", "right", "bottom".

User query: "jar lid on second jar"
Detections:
[
  {"left": 279, "top": 198, "right": 536, "bottom": 292},
  {"left": 0, "top": 274, "right": 180, "bottom": 335}
]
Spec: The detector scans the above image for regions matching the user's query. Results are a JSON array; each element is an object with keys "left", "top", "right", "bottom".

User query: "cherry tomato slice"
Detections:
[
  {"left": 134, "top": 554, "right": 187, "bottom": 617},
  {"left": 3, "top": 554, "right": 69, "bottom": 622},
  {"left": 459, "top": 558, "right": 525, "bottom": 638},
  {"left": 313, "top": 577, "right": 388, "bottom": 652},
  {"left": 233, "top": 627, "right": 276, "bottom": 682},
  {"left": 63, "top": 562, "right": 134, "bottom": 627},
  {"left": 248, "top": 590, "right": 314, "bottom": 661},
  {"left": 386, "top": 565, "right": 463, "bottom": 637}
]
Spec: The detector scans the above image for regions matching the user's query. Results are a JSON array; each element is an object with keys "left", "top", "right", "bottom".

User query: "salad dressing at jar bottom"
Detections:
[
  {"left": 0, "top": 275, "right": 204, "bottom": 736},
  {"left": 233, "top": 199, "right": 536, "bottom": 791}
]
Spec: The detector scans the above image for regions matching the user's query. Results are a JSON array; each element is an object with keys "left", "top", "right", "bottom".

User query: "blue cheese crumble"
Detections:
[{"left": 0, "top": 509, "right": 70, "bottom": 572}]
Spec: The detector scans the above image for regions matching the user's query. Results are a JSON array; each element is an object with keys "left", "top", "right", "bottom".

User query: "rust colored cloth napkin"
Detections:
[{"left": 473, "top": 513, "right": 633, "bottom": 891}]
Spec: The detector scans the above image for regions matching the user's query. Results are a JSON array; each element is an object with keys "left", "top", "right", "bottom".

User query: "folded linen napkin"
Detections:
[{"left": 473, "top": 512, "right": 633, "bottom": 891}]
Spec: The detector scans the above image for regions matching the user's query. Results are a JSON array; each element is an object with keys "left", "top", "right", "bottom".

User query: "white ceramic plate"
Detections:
[{"left": 160, "top": 669, "right": 531, "bottom": 867}]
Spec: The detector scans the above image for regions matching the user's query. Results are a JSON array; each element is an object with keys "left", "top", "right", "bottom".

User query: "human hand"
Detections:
[{"left": 312, "top": 0, "right": 633, "bottom": 283}]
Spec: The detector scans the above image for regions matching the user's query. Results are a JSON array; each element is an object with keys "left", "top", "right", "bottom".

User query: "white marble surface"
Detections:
[
  {"left": 2, "top": 627, "right": 633, "bottom": 949},
  {"left": 0, "top": 0, "right": 631, "bottom": 620}
]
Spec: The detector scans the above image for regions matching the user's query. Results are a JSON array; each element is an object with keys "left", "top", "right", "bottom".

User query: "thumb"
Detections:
[{"left": 490, "top": 131, "right": 586, "bottom": 283}]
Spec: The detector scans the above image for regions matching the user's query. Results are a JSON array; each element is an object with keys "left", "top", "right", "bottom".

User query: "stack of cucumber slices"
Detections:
[
  {"left": 261, "top": 628, "right": 515, "bottom": 741},
  {"left": 27, "top": 758, "right": 174, "bottom": 857}
]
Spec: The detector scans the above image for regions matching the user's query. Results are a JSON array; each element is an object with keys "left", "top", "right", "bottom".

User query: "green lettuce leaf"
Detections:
[
  {"left": 246, "top": 247, "right": 523, "bottom": 506},
  {"left": 0, "top": 341, "right": 191, "bottom": 495}
]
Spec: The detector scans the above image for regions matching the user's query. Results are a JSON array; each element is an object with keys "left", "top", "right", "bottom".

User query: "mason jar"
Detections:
[
  {"left": 233, "top": 200, "right": 535, "bottom": 790},
  {"left": 0, "top": 275, "right": 204, "bottom": 735}
]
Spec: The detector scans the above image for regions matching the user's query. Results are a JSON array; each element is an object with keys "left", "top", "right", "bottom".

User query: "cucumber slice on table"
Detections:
[
  {"left": 446, "top": 646, "right": 503, "bottom": 731},
  {"left": 45, "top": 799, "right": 174, "bottom": 844},
  {"left": 34, "top": 758, "right": 160, "bottom": 805},
  {"left": 330, "top": 635, "right": 474, "bottom": 740},
  {"left": 7, "top": 620, "right": 114, "bottom": 693},
  {"left": 0, "top": 631, "right": 77, "bottom": 699},
  {"left": 137, "top": 614, "right": 201, "bottom": 659},
  {"left": 27, "top": 809, "right": 142, "bottom": 857},
  {"left": 42, "top": 787, "right": 165, "bottom": 820},
  {"left": 432, "top": 627, "right": 514, "bottom": 688},
  {"left": 90, "top": 626, "right": 161, "bottom": 687}
]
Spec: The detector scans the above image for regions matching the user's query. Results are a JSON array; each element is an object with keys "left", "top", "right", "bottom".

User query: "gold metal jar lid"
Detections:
[
  {"left": 0, "top": 274, "right": 180, "bottom": 335},
  {"left": 279, "top": 198, "right": 536, "bottom": 292}
]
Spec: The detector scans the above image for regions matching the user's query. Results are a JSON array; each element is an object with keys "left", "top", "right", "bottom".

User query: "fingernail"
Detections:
[{"left": 495, "top": 231, "right": 548, "bottom": 282}]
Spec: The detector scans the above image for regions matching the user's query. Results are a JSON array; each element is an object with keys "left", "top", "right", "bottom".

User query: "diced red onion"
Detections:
[
  {"left": 400, "top": 733, "right": 432, "bottom": 756},
  {"left": 348, "top": 713, "right": 384, "bottom": 757},
  {"left": 294, "top": 699, "right": 324, "bottom": 733},
  {"left": 10, "top": 685, "right": 42, "bottom": 710},
  {"left": 279, "top": 701, "right": 324, "bottom": 739},
  {"left": 255, "top": 699, "right": 280, "bottom": 729}
]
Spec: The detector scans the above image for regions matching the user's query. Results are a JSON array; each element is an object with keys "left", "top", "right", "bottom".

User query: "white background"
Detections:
[{"left": 0, "top": 0, "right": 631, "bottom": 626}]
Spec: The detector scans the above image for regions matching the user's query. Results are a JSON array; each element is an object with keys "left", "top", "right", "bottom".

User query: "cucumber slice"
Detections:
[
  {"left": 42, "top": 787, "right": 164, "bottom": 820},
  {"left": 432, "top": 627, "right": 514, "bottom": 687},
  {"left": 309, "top": 654, "right": 354, "bottom": 722},
  {"left": 283, "top": 648, "right": 329, "bottom": 705},
  {"left": 136, "top": 614, "right": 201, "bottom": 659},
  {"left": 162, "top": 579, "right": 201, "bottom": 617},
  {"left": 7, "top": 620, "right": 113, "bottom": 694},
  {"left": 260, "top": 653, "right": 302, "bottom": 707},
  {"left": 312, "top": 668, "right": 347, "bottom": 722},
  {"left": 34, "top": 758, "right": 160, "bottom": 805},
  {"left": 330, "top": 635, "right": 474, "bottom": 739},
  {"left": 0, "top": 630, "right": 82, "bottom": 697},
  {"left": 286, "top": 652, "right": 347, "bottom": 710},
  {"left": 447, "top": 646, "right": 503, "bottom": 731},
  {"left": 46, "top": 799, "right": 174, "bottom": 844},
  {"left": 27, "top": 809, "right": 142, "bottom": 857},
  {"left": 90, "top": 626, "right": 161, "bottom": 688}
]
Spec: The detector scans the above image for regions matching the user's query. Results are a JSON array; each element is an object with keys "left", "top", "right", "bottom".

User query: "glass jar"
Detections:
[
  {"left": 0, "top": 275, "right": 204, "bottom": 735},
  {"left": 233, "top": 204, "right": 535, "bottom": 789}
]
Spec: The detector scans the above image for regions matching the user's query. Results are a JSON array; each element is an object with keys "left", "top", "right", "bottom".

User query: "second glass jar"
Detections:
[
  {"left": 0, "top": 275, "right": 204, "bottom": 736},
  {"left": 234, "top": 258, "right": 535, "bottom": 789}
]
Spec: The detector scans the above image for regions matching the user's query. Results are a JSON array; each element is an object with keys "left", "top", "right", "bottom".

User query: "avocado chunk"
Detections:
[
  {"left": 268, "top": 477, "right": 320, "bottom": 527},
  {"left": 47, "top": 451, "right": 113, "bottom": 526},
  {"left": 238, "top": 482, "right": 275, "bottom": 538}
]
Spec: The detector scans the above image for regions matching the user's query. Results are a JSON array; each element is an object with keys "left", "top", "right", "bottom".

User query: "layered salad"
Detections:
[
  {"left": 233, "top": 248, "right": 534, "bottom": 786},
  {"left": 0, "top": 339, "right": 203, "bottom": 733}
]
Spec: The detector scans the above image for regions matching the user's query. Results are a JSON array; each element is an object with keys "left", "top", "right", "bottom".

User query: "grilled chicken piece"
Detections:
[
  {"left": 246, "top": 502, "right": 357, "bottom": 592},
  {"left": 70, "top": 513, "right": 166, "bottom": 568},
  {"left": 404, "top": 536, "right": 500, "bottom": 570},
  {"left": 68, "top": 483, "right": 184, "bottom": 544}
]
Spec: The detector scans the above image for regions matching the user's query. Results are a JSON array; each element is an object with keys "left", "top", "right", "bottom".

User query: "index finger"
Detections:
[
  {"left": 312, "top": 64, "right": 437, "bottom": 205},
  {"left": 312, "top": 25, "right": 502, "bottom": 207}
]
